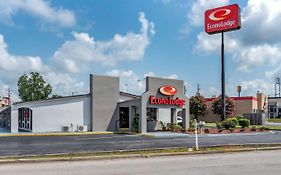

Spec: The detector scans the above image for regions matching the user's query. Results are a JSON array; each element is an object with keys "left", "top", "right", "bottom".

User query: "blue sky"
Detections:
[{"left": 0, "top": 0, "right": 280, "bottom": 101}]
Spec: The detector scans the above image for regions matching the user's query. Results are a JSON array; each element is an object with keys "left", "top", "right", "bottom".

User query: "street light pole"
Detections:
[{"left": 221, "top": 32, "right": 226, "bottom": 121}]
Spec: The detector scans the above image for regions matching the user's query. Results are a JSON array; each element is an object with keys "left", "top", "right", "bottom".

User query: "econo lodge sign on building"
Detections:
[
  {"left": 205, "top": 4, "right": 241, "bottom": 34},
  {"left": 149, "top": 86, "right": 186, "bottom": 107}
]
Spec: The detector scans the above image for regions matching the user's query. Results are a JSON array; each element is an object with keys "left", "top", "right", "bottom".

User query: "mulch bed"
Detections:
[{"left": 185, "top": 128, "right": 271, "bottom": 134}]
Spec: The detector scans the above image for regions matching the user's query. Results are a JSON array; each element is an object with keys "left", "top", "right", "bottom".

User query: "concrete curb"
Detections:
[
  {"left": 0, "top": 131, "right": 118, "bottom": 137},
  {"left": 1, "top": 144, "right": 281, "bottom": 164}
]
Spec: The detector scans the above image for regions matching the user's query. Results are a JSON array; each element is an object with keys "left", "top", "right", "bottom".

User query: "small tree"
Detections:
[
  {"left": 189, "top": 95, "right": 207, "bottom": 120},
  {"left": 17, "top": 72, "right": 52, "bottom": 101},
  {"left": 212, "top": 95, "right": 235, "bottom": 121}
]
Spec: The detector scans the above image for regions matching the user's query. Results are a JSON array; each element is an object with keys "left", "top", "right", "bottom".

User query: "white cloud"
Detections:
[
  {"left": 0, "top": 0, "right": 75, "bottom": 27},
  {"left": 107, "top": 69, "right": 145, "bottom": 94},
  {"left": 43, "top": 72, "right": 87, "bottom": 96},
  {"left": 51, "top": 12, "right": 155, "bottom": 73},
  {"left": 0, "top": 12, "right": 155, "bottom": 101},
  {"left": 107, "top": 69, "right": 179, "bottom": 95},
  {"left": 195, "top": 32, "right": 240, "bottom": 53},
  {"left": 0, "top": 34, "right": 47, "bottom": 78},
  {"left": 239, "top": 79, "right": 273, "bottom": 96},
  {"left": 241, "top": 0, "right": 281, "bottom": 44},
  {"left": 165, "top": 74, "right": 178, "bottom": 79},
  {"left": 193, "top": 0, "right": 281, "bottom": 73},
  {"left": 234, "top": 44, "right": 281, "bottom": 72},
  {"left": 265, "top": 64, "right": 281, "bottom": 79},
  {"left": 188, "top": 0, "right": 229, "bottom": 27}
]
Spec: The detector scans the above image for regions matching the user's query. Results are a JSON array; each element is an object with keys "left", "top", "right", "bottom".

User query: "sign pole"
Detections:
[
  {"left": 221, "top": 32, "right": 225, "bottom": 121},
  {"left": 194, "top": 119, "right": 199, "bottom": 151}
]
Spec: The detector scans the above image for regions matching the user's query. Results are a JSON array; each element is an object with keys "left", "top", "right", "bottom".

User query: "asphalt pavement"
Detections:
[
  {"left": 1, "top": 150, "right": 281, "bottom": 175},
  {"left": 0, "top": 131, "right": 281, "bottom": 157}
]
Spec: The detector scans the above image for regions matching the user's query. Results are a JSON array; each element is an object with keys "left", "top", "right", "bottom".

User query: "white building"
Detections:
[{"left": 0, "top": 75, "right": 190, "bottom": 133}]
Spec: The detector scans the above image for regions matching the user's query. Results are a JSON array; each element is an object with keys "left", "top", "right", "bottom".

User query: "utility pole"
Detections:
[
  {"left": 7, "top": 88, "right": 11, "bottom": 105},
  {"left": 184, "top": 85, "right": 187, "bottom": 95},
  {"left": 196, "top": 84, "right": 201, "bottom": 95}
]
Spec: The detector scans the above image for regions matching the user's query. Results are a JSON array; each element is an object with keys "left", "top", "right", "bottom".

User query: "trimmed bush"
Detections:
[
  {"left": 235, "top": 115, "right": 243, "bottom": 121},
  {"left": 238, "top": 119, "right": 250, "bottom": 128},
  {"left": 221, "top": 118, "right": 237, "bottom": 129},
  {"left": 260, "top": 126, "right": 270, "bottom": 131},
  {"left": 228, "top": 117, "right": 239, "bottom": 126},
  {"left": 174, "top": 124, "right": 182, "bottom": 130},
  {"left": 216, "top": 122, "right": 223, "bottom": 129}
]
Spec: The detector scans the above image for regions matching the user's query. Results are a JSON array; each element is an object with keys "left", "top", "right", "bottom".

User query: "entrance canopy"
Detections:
[{"left": 118, "top": 76, "right": 189, "bottom": 133}]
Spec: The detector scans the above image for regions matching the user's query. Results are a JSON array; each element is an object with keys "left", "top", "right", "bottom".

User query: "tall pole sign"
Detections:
[{"left": 205, "top": 4, "right": 241, "bottom": 120}]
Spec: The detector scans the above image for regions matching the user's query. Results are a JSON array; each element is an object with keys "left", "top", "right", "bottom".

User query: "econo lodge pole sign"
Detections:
[{"left": 204, "top": 4, "right": 241, "bottom": 120}]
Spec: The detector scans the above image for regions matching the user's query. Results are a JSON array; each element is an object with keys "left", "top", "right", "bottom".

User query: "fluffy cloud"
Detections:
[
  {"left": 43, "top": 72, "right": 87, "bottom": 96},
  {"left": 51, "top": 12, "right": 155, "bottom": 73},
  {"left": 0, "top": 0, "right": 75, "bottom": 27},
  {"left": 188, "top": 0, "right": 229, "bottom": 27},
  {"left": 0, "top": 34, "right": 47, "bottom": 80},
  {"left": 0, "top": 33, "right": 86, "bottom": 99},
  {"left": 241, "top": 0, "right": 281, "bottom": 44},
  {"left": 0, "top": 11, "right": 155, "bottom": 101},
  {"left": 234, "top": 44, "right": 281, "bottom": 72},
  {"left": 107, "top": 69, "right": 179, "bottom": 95},
  {"left": 239, "top": 79, "right": 272, "bottom": 96},
  {"left": 192, "top": 0, "right": 281, "bottom": 73}
]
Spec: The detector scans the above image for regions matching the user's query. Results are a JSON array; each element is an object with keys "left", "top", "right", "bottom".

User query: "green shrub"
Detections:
[
  {"left": 221, "top": 118, "right": 237, "bottom": 129},
  {"left": 132, "top": 114, "right": 139, "bottom": 132},
  {"left": 216, "top": 122, "right": 223, "bottom": 129},
  {"left": 174, "top": 124, "right": 182, "bottom": 130},
  {"left": 189, "top": 120, "right": 194, "bottom": 128},
  {"left": 238, "top": 119, "right": 250, "bottom": 128},
  {"left": 259, "top": 126, "right": 270, "bottom": 131},
  {"left": 235, "top": 115, "right": 243, "bottom": 121},
  {"left": 228, "top": 117, "right": 239, "bottom": 126}
]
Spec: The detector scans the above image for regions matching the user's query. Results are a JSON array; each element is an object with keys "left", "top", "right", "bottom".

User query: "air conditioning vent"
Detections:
[
  {"left": 77, "top": 125, "right": 88, "bottom": 132},
  {"left": 62, "top": 126, "right": 69, "bottom": 132}
]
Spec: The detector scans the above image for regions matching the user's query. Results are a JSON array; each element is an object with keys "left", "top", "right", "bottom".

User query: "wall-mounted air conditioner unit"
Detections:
[
  {"left": 77, "top": 125, "right": 88, "bottom": 132},
  {"left": 62, "top": 126, "right": 70, "bottom": 132}
]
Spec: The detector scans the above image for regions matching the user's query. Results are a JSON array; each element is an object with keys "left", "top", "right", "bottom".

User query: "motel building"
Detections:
[
  {"left": 0, "top": 75, "right": 189, "bottom": 134},
  {"left": 198, "top": 92, "right": 268, "bottom": 122}
]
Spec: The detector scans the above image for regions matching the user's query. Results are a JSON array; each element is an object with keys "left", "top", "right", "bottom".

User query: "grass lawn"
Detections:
[
  {"left": 268, "top": 118, "right": 281, "bottom": 123},
  {"left": 204, "top": 123, "right": 217, "bottom": 128},
  {"left": 267, "top": 125, "right": 281, "bottom": 131}
]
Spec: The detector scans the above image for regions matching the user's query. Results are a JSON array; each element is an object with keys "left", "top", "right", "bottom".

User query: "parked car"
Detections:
[{"left": 176, "top": 116, "right": 182, "bottom": 123}]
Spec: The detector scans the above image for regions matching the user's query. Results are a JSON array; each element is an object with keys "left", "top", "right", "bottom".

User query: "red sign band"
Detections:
[
  {"left": 150, "top": 96, "right": 185, "bottom": 107},
  {"left": 205, "top": 4, "right": 241, "bottom": 34}
]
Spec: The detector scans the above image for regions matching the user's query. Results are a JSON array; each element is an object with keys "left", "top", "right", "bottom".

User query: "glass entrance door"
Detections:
[
  {"left": 18, "top": 108, "right": 32, "bottom": 132},
  {"left": 119, "top": 107, "right": 129, "bottom": 128}
]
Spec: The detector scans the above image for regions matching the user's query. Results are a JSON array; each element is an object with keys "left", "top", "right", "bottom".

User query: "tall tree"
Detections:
[
  {"left": 189, "top": 95, "right": 207, "bottom": 120},
  {"left": 211, "top": 95, "right": 235, "bottom": 121},
  {"left": 17, "top": 72, "right": 52, "bottom": 101}
]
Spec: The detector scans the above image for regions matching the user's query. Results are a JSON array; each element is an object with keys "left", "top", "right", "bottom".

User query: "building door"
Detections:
[
  {"left": 119, "top": 107, "right": 129, "bottom": 128},
  {"left": 18, "top": 108, "right": 32, "bottom": 132}
]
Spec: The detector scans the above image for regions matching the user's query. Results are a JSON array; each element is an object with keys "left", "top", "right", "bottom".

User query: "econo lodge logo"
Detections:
[
  {"left": 159, "top": 86, "right": 177, "bottom": 96},
  {"left": 208, "top": 8, "right": 232, "bottom": 21},
  {"left": 205, "top": 4, "right": 240, "bottom": 34}
]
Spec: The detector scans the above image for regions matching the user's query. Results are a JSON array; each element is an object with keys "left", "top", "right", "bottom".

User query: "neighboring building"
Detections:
[
  {"left": 198, "top": 92, "right": 267, "bottom": 122},
  {"left": 0, "top": 75, "right": 190, "bottom": 133},
  {"left": 268, "top": 97, "right": 281, "bottom": 118},
  {"left": 0, "top": 97, "right": 10, "bottom": 107}
]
